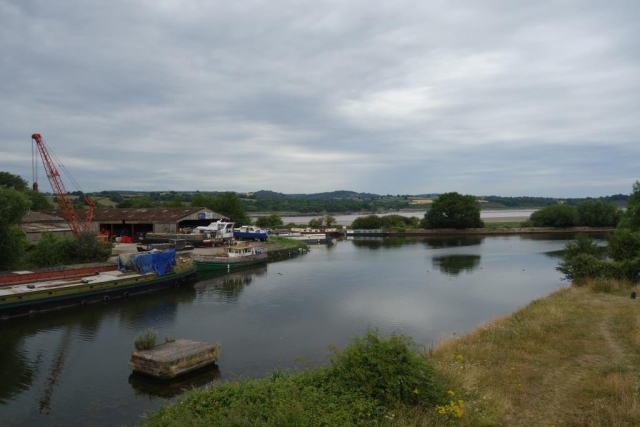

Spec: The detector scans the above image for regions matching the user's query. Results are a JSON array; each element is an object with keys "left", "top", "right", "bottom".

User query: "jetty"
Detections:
[{"left": 129, "top": 339, "right": 220, "bottom": 379}]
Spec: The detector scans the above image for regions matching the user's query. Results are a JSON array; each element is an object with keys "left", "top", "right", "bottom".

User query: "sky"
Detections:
[{"left": 0, "top": 0, "right": 639, "bottom": 197}]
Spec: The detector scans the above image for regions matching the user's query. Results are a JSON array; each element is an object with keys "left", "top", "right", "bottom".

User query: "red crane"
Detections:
[{"left": 31, "top": 133, "right": 95, "bottom": 235}]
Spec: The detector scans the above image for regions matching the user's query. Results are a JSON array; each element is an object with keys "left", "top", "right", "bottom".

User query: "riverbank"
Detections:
[
  {"left": 414, "top": 281, "right": 640, "bottom": 426},
  {"left": 139, "top": 282, "right": 640, "bottom": 426},
  {"left": 349, "top": 226, "right": 615, "bottom": 237}
]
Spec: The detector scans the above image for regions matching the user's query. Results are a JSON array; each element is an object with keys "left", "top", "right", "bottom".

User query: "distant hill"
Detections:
[{"left": 253, "top": 190, "right": 380, "bottom": 199}]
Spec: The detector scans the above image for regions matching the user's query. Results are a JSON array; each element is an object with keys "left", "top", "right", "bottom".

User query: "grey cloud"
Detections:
[{"left": 0, "top": 0, "right": 638, "bottom": 195}]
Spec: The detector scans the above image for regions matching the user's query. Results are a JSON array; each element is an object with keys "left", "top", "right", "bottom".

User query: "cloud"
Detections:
[{"left": 0, "top": 0, "right": 638, "bottom": 196}]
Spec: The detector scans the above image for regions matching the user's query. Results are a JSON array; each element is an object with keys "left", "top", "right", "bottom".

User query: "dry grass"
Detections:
[{"left": 398, "top": 285, "right": 640, "bottom": 426}]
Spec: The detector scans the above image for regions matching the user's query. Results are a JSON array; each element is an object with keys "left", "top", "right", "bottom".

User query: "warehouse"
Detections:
[{"left": 37, "top": 207, "right": 228, "bottom": 242}]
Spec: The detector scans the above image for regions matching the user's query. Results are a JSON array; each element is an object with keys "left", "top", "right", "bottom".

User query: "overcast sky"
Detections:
[{"left": 1, "top": 1, "right": 638, "bottom": 197}]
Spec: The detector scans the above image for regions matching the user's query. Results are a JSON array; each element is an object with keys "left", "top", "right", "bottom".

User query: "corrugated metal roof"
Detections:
[
  {"left": 37, "top": 207, "right": 227, "bottom": 222},
  {"left": 20, "top": 222, "right": 71, "bottom": 233}
]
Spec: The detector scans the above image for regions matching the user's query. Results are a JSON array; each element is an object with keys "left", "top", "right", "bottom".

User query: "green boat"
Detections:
[{"left": 193, "top": 245, "right": 267, "bottom": 273}]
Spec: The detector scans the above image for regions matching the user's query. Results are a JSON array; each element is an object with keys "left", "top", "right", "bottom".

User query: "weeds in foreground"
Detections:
[
  {"left": 142, "top": 329, "right": 448, "bottom": 426},
  {"left": 134, "top": 329, "right": 157, "bottom": 351}
]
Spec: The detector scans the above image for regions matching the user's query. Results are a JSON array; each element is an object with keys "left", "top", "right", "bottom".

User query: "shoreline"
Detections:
[
  {"left": 140, "top": 282, "right": 640, "bottom": 426},
  {"left": 349, "top": 226, "right": 615, "bottom": 236}
]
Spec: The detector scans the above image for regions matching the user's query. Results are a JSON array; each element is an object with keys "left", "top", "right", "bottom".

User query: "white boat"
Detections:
[{"left": 192, "top": 221, "right": 235, "bottom": 241}]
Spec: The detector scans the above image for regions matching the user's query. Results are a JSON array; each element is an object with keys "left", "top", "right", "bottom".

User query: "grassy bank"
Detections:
[
  {"left": 482, "top": 221, "right": 523, "bottom": 229},
  {"left": 267, "top": 236, "right": 310, "bottom": 250},
  {"left": 414, "top": 281, "right": 640, "bottom": 426},
  {"left": 141, "top": 281, "right": 640, "bottom": 426}
]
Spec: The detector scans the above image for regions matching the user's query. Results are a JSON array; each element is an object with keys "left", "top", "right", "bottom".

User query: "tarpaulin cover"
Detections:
[
  {"left": 118, "top": 253, "right": 135, "bottom": 271},
  {"left": 151, "top": 249, "right": 176, "bottom": 276},
  {"left": 133, "top": 253, "right": 154, "bottom": 274}
]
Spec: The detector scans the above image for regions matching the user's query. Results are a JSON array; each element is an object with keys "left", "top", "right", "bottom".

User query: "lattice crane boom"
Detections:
[{"left": 31, "top": 133, "right": 95, "bottom": 235}]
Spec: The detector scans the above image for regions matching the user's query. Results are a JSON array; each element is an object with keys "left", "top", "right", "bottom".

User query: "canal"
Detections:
[{"left": 1, "top": 234, "right": 580, "bottom": 426}]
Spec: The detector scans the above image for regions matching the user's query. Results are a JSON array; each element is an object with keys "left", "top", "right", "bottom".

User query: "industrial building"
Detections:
[{"left": 33, "top": 207, "right": 228, "bottom": 242}]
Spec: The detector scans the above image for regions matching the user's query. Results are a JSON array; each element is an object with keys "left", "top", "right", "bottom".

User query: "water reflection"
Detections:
[
  {"left": 128, "top": 365, "right": 221, "bottom": 399},
  {"left": 432, "top": 255, "right": 482, "bottom": 276},
  {"left": 422, "top": 236, "right": 484, "bottom": 249},
  {"left": 196, "top": 267, "right": 267, "bottom": 302},
  {"left": 0, "top": 335, "right": 39, "bottom": 404}
]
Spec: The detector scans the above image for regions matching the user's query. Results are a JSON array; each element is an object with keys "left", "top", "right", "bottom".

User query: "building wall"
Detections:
[{"left": 153, "top": 222, "right": 177, "bottom": 233}]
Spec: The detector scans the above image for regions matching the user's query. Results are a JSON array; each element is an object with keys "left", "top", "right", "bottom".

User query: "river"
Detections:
[
  {"left": 0, "top": 233, "right": 580, "bottom": 426},
  {"left": 267, "top": 209, "right": 537, "bottom": 226}
]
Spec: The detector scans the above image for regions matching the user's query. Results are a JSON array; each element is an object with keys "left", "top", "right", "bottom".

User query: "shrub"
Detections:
[
  {"left": 351, "top": 215, "right": 383, "bottom": 230},
  {"left": 326, "top": 328, "right": 446, "bottom": 407},
  {"left": 530, "top": 205, "right": 579, "bottom": 227},
  {"left": 576, "top": 200, "right": 620, "bottom": 227},
  {"left": 135, "top": 329, "right": 157, "bottom": 351},
  {"left": 607, "top": 229, "right": 640, "bottom": 261},
  {"left": 24, "top": 232, "right": 113, "bottom": 268}
]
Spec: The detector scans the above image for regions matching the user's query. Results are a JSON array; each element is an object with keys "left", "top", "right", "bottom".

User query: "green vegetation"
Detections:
[
  {"left": 420, "top": 192, "right": 483, "bottom": 229},
  {"left": 0, "top": 184, "right": 32, "bottom": 271},
  {"left": 530, "top": 201, "right": 620, "bottom": 228},
  {"left": 191, "top": 192, "right": 251, "bottom": 225},
  {"left": 268, "top": 236, "right": 309, "bottom": 250},
  {"left": 351, "top": 214, "right": 420, "bottom": 230},
  {"left": 135, "top": 329, "right": 158, "bottom": 351},
  {"left": 424, "top": 285, "right": 640, "bottom": 426},
  {"left": 142, "top": 329, "right": 447, "bottom": 426},
  {"left": 24, "top": 232, "right": 113, "bottom": 268},
  {"left": 255, "top": 214, "right": 284, "bottom": 228},
  {"left": 482, "top": 221, "right": 522, "bottom": 229}
]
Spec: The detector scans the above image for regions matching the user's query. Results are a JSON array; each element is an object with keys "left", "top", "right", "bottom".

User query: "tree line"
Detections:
[{"left": 0, "top": 172, "right": 112, "bottom": 271}]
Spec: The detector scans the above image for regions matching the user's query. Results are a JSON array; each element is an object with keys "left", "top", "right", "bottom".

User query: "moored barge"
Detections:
[
  {"left": 0, "top": 250, "right": 197, "bottom": 320},
  {"left": 193, "top": 245, "right": 267, "bottom": 272}
]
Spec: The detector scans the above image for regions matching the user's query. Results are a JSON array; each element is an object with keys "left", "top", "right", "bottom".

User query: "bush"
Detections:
[
  {"left": 142, "top": 330, "right": 447, "bottom": 426},
  {"left": 421, "top": 192, "right": 483, "bottom": 229},
  {"left": 135, "top": 329, "right": 157, "bottom": 351},
  {"left": 607, "top": 229, "right": 640, "bottom": 261},
  {"left": 351, "top": 215, "right": 383, "bottom": 230},
  {"left": 576, "top": 200, "right": 620, "bottom": 227},
  {"left": 530, "top": 205, "right": 579, "bottom": 227},
  {"left": 25, "top": 232, "right": 113, "bottom": 268},
  {"left": 326, "top": 328, "right": 445, "bottom": 407}
]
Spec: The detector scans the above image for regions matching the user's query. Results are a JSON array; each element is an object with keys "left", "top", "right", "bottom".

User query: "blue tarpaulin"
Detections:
[
  {"left": 117, "top": 250, "right": 176, "bottom": 275},
  {"left": 151, "top": 249, "right": 176, "bottom": 275}
]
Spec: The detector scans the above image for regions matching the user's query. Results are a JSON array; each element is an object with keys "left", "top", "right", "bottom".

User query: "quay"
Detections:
[{"left": 129, "top": 339, "right": 220, "bottom": 379}]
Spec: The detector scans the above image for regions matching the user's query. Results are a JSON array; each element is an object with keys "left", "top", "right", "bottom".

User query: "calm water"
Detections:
[
  {"left": 1, "top": 234, "right": 574, "bottom": 426},
  {"left": 273, "top": 209, "right": 537, "bottom": 225}
]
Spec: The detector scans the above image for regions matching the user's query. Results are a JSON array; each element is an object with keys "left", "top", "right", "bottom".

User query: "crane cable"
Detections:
[{"left": 39, "top": 136, "right": 85, "bottom": 194}]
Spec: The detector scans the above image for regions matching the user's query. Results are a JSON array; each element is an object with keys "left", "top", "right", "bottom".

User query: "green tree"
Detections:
[
  {"left": 0, "top": 188, "right": 31, "bottom": 271},
  {"left": 211, "top": 192, "right": 250, "bottom": 225},
  {"left": 619, "top": 181, "right": 640, "bottom": 231},
  {"left": 529, "top": 205, "right": 579, "bottom": 227},
  {"left": 0, "top": 171, "right": 28, "bottom": 191},
  {"left": 0, "top": 188, "right": 32, "bottom": 226},
  {"left": 575, "top": 200, "right": 620, "bottom": 227},
  {"left": 25, "top": 191, "right": 54, "bottom": 210},
  {"left": 351, "top": 215, "right": 383, "bottom": 230},
  {"left": 255, "top": 214, "right": 283, "bottom": 228},
  {"left": 325, "top": 215, "right": 337, "bottom": 227},
  {"left": 607, "top": 229, "right": 640, "bottom": 261},
  {"left": 420, "top": 192, "right": 483, "bottom": 229},
  {"left": 309, "top": 218, "right": 320, "bottom": 228},
  {"left": 167, "top": 195, "right": 184, "bottom": 207}
]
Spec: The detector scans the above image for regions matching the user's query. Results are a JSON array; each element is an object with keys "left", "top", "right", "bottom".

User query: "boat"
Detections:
[
  {"left": 192, "top": 221, "right": 235, "bottom": 241},
  {"left": 233, "top": 225, "right": 268, "bottom": 241},
  {"left": 142, "top": 232, "right": 213, "bottom": 247},
  {"left": 193, "top": 245, "right": 267, "bottom": 272},
  {"left": 0, "top": 250, "right": 197, "bottom": 320}
]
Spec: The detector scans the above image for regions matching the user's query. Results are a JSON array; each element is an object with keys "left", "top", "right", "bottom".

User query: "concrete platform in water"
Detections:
[{"left": 129, "top": 339, "right": 220, "bottom": 379}]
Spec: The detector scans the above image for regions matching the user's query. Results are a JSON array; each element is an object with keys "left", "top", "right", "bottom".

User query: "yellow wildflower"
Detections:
[{"left": 447, "top": 390, "right": 455, "bottom": 397}]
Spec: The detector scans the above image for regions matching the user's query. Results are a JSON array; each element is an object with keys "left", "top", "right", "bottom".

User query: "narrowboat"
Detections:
[
  {"left": 193, "top": 245, "right": 267, "bottom": 272},
  {"left": 0, "top": 250, "right": 197, "bottom": 320}
]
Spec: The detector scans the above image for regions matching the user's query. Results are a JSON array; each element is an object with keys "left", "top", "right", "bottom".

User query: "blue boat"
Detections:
[{"left": 233, "top": 225, "right": 269, "bottom": 241}]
